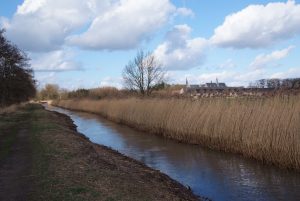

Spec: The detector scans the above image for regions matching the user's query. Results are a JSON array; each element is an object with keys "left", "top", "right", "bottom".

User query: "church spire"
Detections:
[{"left": 186, "top": 77, "right": 190, "bottom": 88}]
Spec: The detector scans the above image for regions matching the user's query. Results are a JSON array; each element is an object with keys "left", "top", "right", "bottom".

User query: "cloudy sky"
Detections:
[{"left": 1, "top": 0, "right": 300, "bottom": 89}]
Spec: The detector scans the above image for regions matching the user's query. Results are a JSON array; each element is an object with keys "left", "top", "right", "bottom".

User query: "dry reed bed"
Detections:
[
  {"left": 0, "top": 103, "right": 26, "bottom": 114},
  {"left": 53, "top": 97, "right": 300, "bottom": 170}
]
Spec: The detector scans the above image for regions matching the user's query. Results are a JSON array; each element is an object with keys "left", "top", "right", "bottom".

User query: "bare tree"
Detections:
[
  {"left": 266, "top": 78, "right": 281, "bottom": 89},
  {"left": 38, "top": 84, "right": 60, "bottom": 100},
  {"left": 122, "top": 50, "right": 164, "bottom": 95}
]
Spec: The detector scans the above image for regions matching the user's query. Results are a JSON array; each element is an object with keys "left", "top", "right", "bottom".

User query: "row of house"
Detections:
[
  {"left": 180, "top": 78, "right": 244, "bottom": 94},
  {"left": 177, "top": 78, "right": 292, "bottom": 97}
]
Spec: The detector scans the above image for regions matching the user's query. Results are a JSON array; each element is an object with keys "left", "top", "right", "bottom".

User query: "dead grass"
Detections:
[
  {"left": 89, "top": 87, "right": 121, "bottom": 98},
  {"left": 0, "top": 103, "right": 27, "bottom": 114},
  {"left": 53, "top": 96, "right": 300, "bottom": 170}
]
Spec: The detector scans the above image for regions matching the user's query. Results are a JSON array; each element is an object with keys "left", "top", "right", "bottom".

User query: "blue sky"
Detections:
[{"left": 1, "top": 0, "right": 300, "bottom": 89}]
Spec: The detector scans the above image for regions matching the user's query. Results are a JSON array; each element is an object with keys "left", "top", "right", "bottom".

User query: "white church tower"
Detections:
[{"left": 186, "top": 77, "right": 190, "bottom": 88}]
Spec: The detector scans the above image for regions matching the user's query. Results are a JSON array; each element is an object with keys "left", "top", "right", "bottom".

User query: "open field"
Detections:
[
  {"left": 0, "top": 104, "right": 200, "bottom": 201},
  {"left": 53, "top": 96, "right": 300, "bottom": 170}
]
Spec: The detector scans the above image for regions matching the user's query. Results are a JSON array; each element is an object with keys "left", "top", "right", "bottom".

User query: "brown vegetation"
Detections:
[
  {"left": 36, "top": 84, "right": 60, "bottom": 100},
  {"left": 53, "top": 96, "right": 300, "bottom": 170},
  {"left": 0, "top": 103, "right": 26, "bottom": 114},
  {"left": 38, "top": 79, "right": 300, "bottom": 102}
]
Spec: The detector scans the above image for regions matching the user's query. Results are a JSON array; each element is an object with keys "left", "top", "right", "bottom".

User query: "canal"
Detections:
[{"left": 46, "top": 105, "right": 300, "bottom": 201}]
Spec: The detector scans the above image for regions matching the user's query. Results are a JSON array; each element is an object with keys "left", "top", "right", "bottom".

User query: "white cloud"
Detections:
[
  {"left": 0, "top": 17, "right": 9, "bottom": 28},
  {"left": 176, "top": 7, "right": 195, "bottom": 17},
  {"left": 250, "top": 46, "right": 294, "bottom": 69},
  {"left": 17, "top": 0, "right": 47, "bottom": 15},
  {"left": 153, "top": 24, "right": 208, "bottom": 70},
  {"left": 197, "top": 71, "right": 236, "bottom": 83},
  {"left": 219, "top": 59, "right": 236, "bottom": 69},
  {"left": 31, "top": 50, "right": 83, "bottom": 72},
  {"left": 270, "top": 67, "right": 300, "bottom": 78},
  {"left": 35, "top": 72, "right": 57, "bottom": 89},
  {"left": 67, "top": 0, "right": 176, "bottom": 50},
  {"left": 234, "top": 69, "right": 265, "bottom": 81},
  {"left": 2, "top": 0, "right": 105, "bottom": 52},
  {"left": 100, "top": 77, "right": 122, "bottom": 89},
  {"left": 1, "top": 0, "right": 197, "bottom": 52},
  {"left": 35, "top": 73, "right": 100, "bottom": 90},
  {"left": 211, "top": 0, "right": 300, "bottom": 48}
]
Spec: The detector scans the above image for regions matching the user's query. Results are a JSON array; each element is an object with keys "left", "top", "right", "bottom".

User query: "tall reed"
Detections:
[{"left": 53, "top": 96, "right": 300, "bottom": 169}]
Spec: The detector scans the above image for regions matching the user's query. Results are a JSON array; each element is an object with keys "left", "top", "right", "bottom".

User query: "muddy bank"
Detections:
[{"left": 0, "top": 104, "right": 204, "bottom": 201}]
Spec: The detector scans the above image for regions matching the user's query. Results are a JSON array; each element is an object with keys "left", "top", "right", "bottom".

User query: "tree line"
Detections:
[
  {"left": 0, "top": 29, "right": 36, "bottom": 107},
  {"left": 249, "top": 78, "right": 300, "bottom": 89}
]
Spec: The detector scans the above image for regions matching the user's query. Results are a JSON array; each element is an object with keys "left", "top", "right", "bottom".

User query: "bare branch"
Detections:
[{"left": 122, "top": 50, "right": 165, "bottom": 95}]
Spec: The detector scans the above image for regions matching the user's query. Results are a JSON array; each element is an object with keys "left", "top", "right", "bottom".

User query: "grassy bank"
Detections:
[
  {"left": 0, "top": 104, "right": 200, "bottom": 201},
  {"left": 53, "top": 97, "right": 300, "bottom": 170}
]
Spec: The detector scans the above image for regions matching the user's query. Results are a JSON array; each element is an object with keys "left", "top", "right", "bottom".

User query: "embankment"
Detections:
[
  {"left": 53, "top": 97, "right": 300, "bottom": 170},
  {"left": 0, "top": 104, "right": 201, "bottom": 201}
]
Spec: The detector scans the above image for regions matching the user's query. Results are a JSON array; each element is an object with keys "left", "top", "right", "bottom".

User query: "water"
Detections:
[{"left": 46, "top": 105, "right": 300, "bottom": 201}]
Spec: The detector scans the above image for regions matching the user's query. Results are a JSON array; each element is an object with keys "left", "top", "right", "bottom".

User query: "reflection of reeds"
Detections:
[{"left": 53, "top": 96, "right": 300, "bottom": 169}]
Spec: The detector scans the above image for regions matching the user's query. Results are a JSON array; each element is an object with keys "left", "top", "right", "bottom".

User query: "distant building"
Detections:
[
  {"left": 186, "top": 78, "right": 227, "bottom": 91},
  {"left": 202, "top": 80, "right": 227, "bottom": 89},
  {"left": 182, "top": 78, "right": 244, "bottom": 95}
]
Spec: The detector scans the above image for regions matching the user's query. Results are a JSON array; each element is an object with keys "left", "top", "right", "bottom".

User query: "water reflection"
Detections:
[{"left": 46, "top": 105, "right": 300, "bottom": 201}]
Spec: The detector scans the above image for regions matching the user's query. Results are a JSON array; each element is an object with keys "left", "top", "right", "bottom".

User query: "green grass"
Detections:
[
  {"left": 0, "top": 128, "right": 17, "bottom": 160},
  {"left": 0, "top": 110, "right": 25, "bottom": 160},
  {"left": 24, "top": 105, "right": 101, "bottom": 201}
]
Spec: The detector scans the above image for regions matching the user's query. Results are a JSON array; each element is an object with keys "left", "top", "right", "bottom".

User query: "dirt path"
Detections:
[
  {"left": 0, "top": 129, "right": 32, "bottom": 201},
  {"left": 0, "top": 104, "right": 205, "bottom": 201}
]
